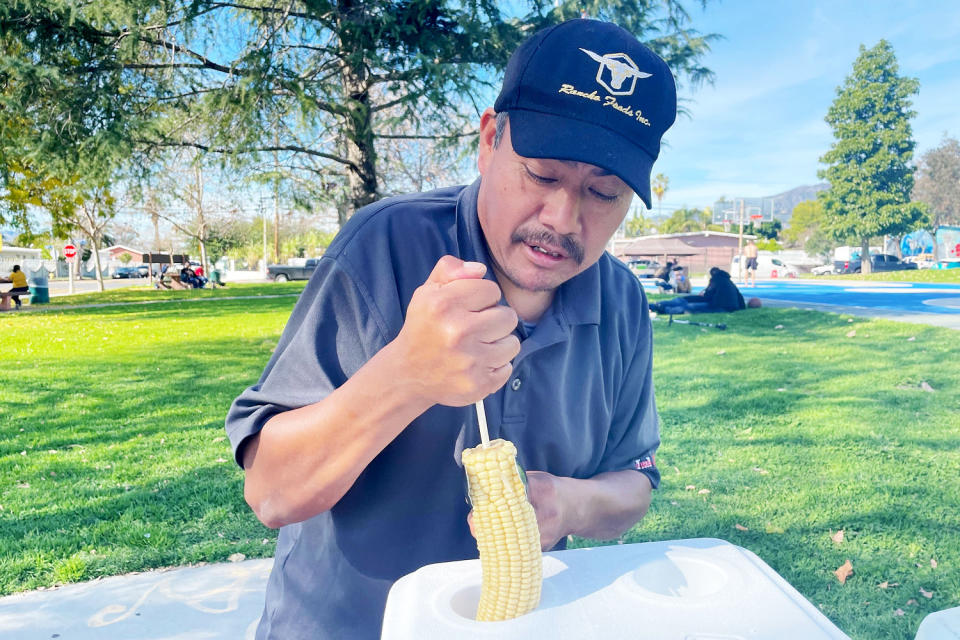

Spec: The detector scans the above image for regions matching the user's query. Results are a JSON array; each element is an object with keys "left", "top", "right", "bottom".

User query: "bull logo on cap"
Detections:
[{"left": 579, "top": 48, "right": 651, "bottom": 96}]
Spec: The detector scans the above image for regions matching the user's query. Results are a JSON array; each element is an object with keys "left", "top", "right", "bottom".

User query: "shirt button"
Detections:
[{"left": 511, "top": 378, "right": 522, "bottom": 391}]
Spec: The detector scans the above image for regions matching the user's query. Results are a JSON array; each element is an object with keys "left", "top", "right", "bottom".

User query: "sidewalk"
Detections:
[{"left": 0, "top": 558, "right": 272, "bottom": 639}]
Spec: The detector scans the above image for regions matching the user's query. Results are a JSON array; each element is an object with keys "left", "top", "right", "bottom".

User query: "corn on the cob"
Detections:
[{"left": 462, "top": 438, "right": 542, "bottom": 621}]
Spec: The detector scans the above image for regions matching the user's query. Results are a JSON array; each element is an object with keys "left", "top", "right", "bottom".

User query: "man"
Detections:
[
  {"left": 1, "top": 265, "right": 30, "bottom": 310},
  {"left": 225, "top": 19, "right": 676, "bottom": 639},
  {"left": 744, "top": 238, "right": 759, "bottom": 287},
  {"left": 179, "top": 263, "right": 199, "bottom": 288}
]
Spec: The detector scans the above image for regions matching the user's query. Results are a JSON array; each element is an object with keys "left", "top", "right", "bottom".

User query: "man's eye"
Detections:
[
  {"left": 590, "top": 188, "right": 620, "bottom": 202},
  {"left": 524, "top": 166, "right": 556, "bottom": 184}
]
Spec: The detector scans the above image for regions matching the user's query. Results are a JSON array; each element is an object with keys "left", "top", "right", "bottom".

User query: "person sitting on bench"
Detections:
[
  {"left": 649, "top": 267, "right": 747, "bottom": 315},
  {"left": 180, "top": 264, "right": 204, "bottom": 288},
  {"left": 1, "top": 265, "right": 30, "bottom": 310}
]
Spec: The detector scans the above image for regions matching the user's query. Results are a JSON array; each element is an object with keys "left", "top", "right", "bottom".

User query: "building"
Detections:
[
  {"left": 712, "top": 184, "right": 828, "bottom": 228},
  {"left": 0, "top": 244, "right": 42, "bottom": 263},
  {"left": 106, "top": 245, "right": 146, "bottom": 262},
  {"left": 617, "top": 231, "right": 757, "bottom": 274}
]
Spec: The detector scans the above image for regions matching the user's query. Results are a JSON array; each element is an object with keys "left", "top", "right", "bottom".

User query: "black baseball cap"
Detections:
[{"left": 494, "top": 19, "right": 677, "bottom": 208}]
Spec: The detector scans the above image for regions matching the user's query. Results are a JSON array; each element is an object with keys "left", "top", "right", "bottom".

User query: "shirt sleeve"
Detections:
[
  {"left": 224, "top": 257, "right": 389, "bottom": 467},
  {"left": 598, "top": 305, "right": 661, "bottom": 489}
]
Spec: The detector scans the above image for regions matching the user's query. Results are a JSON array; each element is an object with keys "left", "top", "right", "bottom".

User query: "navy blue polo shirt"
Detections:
[{"left": 225, "top": 179, "right": 660, "bottom": 639}]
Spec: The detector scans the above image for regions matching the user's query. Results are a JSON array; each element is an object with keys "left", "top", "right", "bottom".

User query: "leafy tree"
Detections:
[
  {"left": 0, "top": 162, "right": 79, "bottom": 236},
  {"left": 13, "top": 228, "right": 56, "bottom": 258},
  {"left": 817, "top": 40, "right": 926, "bottom": 273},
  {"left": 197, "top": 221, "right": 248, "bottom": 266},
  {"left": 659, "top": 207, "right": 708, "bottom": 234},
  {"left": 746, "top": 219, "right": 781, "bottom": 241},
  {"left": 783, "top": 200, "right": 821, "bottom": 246},
  {"left": 783, "top": 200, "right": 833, "bottom": 258},
  {"left": 624, "top": 213, "right": 649, "bottom": 237},
  {"left": 651, "top": 173, "right": 669, "bottom": 218},
  {"left": 280, "top": 230, "right": 337, "bottom": 259},
  {"left": 2, "top": 1, "right": 716, "bottom": 229},
  {"left": 53, "top": 183, "right": 117, "bottom": 291},
  {"left": 913, "top": 135, "right": 960, "bottom": 229},
  {"left": 150, "top": 149, "right": 220, "bottom": 273}
]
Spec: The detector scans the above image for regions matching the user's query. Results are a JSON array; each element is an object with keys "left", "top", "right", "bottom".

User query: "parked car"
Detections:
[
  {"left": 811, "top": 264, "right": 836, "bottom": 276},
  {"left": 135, "top": 264, "right": 150, "bottom": 277},
  {"left": 730, "top": 255, "right": 799, "bottom": 279},
  {"left": 268, "top": 258, "right": 321, "bottom": 282},
  {"left": 901, "top": 254, "right": 936, "bottom": 269},
  {"left": 833, "top": 253, "right": 918, "bottom": 274},
  {"left": 626, "top": 258, "right": 660, "bottom": 278},
  {"left": 112, "top": 266, "right": 142, "bottom": 279}
]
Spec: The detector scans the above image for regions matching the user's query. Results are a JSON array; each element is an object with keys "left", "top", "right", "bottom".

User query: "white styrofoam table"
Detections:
[
  {"left": 916, "top": 606, "right": 960, "bottom": 640},
  {"left": 383, "top": 538, "right": 850, "bottom": 640}
]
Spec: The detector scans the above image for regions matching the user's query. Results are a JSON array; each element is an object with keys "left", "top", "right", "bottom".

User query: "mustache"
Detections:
[{"left": 512, "top": 227, "right": 585, "bottom": 265}]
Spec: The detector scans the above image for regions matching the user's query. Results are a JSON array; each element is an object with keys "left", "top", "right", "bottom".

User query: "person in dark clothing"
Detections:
[
  {"left": 649, "top": 267, "right": 745, "bottom": 314},
  {"left": 225, "top": 19, "right": 676, "bottom": 640},
  {"left": 180, "top": 264, "right": 205, "bottom": 288},
  {"left": 652, "top": 260, "right": 675, "bottom": 291},
  {"left": 654, "top": 260, "right": 675, "bottom": 281},
  {"left": 179, "top": 264, "right": 195, "bottom": 287}
]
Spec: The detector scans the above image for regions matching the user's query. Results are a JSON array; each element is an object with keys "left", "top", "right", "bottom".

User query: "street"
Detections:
[
  {"left": 44, "top": 270, "right": 271, "bottom": 297},
  {"left": 47, "top": 276, "right": 162, "bottom": 297}
]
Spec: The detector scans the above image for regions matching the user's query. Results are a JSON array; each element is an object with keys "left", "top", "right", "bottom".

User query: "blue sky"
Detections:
[{"left": 651, "top": 0, "right": 960, "bottom": 214}]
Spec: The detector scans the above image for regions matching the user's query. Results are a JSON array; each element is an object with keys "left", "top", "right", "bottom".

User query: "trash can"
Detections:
[{"left": 29, "top": 266, "right": 50, "bottom": 304}]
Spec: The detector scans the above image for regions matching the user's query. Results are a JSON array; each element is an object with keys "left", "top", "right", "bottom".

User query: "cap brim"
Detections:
[{"left": 507, "top": 109, "right": 656, "bottom": 209}]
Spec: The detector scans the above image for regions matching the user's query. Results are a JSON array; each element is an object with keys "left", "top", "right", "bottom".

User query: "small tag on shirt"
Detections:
[{"left": 633, "top": 455, "right": 655, "bottom": 470}]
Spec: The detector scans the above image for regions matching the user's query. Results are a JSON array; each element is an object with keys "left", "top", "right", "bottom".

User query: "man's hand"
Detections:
[
  {"left": 466, "top": 469, "right": 653, "bottom": 551},
  {"left": 394, "top": 255, "right": 520, "bottom": 407},
  {"left": 525, "top": 470, "right": 569, "bottom": 550},
  {"left": 465, "top": 471, "right": 566, "bottom": 551}
]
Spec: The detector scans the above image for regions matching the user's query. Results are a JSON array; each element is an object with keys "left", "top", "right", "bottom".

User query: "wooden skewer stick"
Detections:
[{"left": 475, "top": 399, "right": 490, "bottom": 448}]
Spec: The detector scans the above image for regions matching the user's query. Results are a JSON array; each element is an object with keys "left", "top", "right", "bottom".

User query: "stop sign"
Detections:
[{"left": 64, "top": 244, "right": 77, "bottom": 259}]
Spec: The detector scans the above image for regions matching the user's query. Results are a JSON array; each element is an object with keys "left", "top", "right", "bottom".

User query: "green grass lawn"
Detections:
[
  {"left": 2, "top": 293, "right": 958, "bottom": 639},
  {"left": 603, "top": 306, "right": 960, "bottom": 639},
  {"left": 40, "top": 280, "right": 308, "bottom": 307}
]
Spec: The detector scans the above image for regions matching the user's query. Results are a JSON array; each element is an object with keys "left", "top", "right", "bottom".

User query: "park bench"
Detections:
[{"left": 0, "top": 291, "right": 15, "bottom": 311}]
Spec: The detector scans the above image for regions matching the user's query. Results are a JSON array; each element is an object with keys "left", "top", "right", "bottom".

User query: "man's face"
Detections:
[{"left": 476, "top": 110, "right": 633, "bottom": 295}]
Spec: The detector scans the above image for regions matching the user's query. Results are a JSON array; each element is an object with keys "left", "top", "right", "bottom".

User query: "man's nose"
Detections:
[{"left": 539, "top": 187, "right": 582, "bottom": 236}]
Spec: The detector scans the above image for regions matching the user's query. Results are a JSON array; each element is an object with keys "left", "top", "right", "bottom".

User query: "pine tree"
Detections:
[
  {"left": 2, "top": 1, "right": 716, "bottom": 229},
  {"left": 817, "top": 40, "right": 926, "bottom": 273}
]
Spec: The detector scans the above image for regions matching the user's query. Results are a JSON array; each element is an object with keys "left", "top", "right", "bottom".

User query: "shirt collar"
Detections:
[{"left": 456, "top": 178, "right": 602, "bottom": 327}]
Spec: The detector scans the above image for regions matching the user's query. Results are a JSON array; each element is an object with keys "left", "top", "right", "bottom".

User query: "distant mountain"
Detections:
[{"left": 766, "top": 183, "right": 829, "bottom": 219}]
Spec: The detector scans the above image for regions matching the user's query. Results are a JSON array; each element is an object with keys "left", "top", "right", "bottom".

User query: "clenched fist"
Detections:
[{"left": 393, "top": 256, "right": 520, "bottom": 407}]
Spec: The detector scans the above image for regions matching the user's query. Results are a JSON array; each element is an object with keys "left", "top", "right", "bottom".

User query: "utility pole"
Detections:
[
  {"left": 260, "top": 195, "right": 268, "bottom": 276},
  {"left": 737, "top": 200, "right": 745, "bottom": 282}
]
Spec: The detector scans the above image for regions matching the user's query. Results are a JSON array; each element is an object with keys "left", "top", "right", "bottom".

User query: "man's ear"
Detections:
[{"left": 477, "top": 107, "right": 498, "bottom": 176}]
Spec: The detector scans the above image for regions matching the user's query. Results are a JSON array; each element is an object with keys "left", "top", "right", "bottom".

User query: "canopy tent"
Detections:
[{"left": 618, "top": 237, "right": 699, "bottom": 258}]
